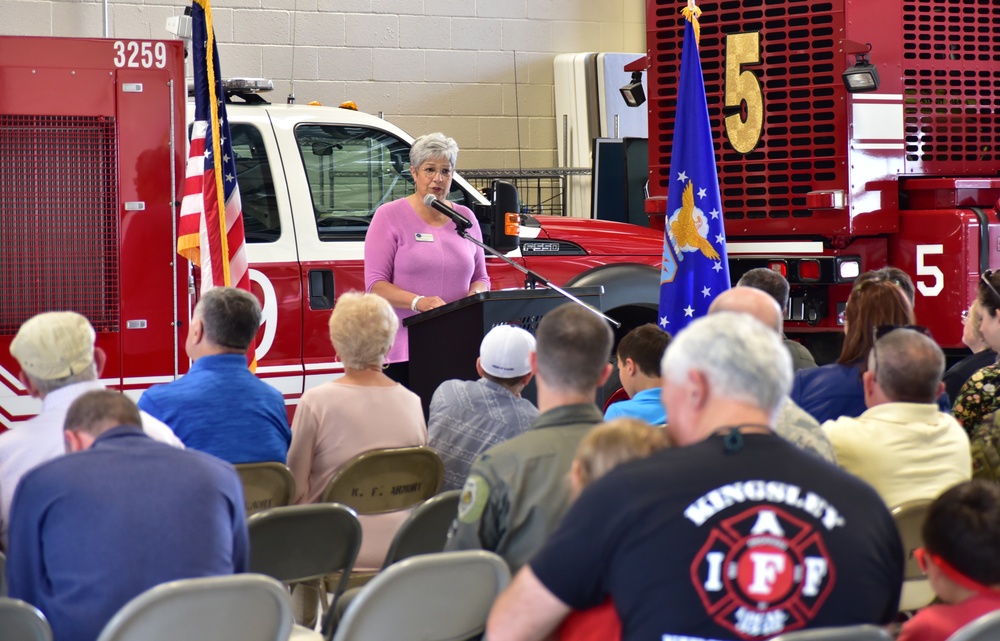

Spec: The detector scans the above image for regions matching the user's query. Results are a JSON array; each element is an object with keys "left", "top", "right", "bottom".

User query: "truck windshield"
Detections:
[{"left": 294, "top": 124, "right": 467, "bottom": 241}]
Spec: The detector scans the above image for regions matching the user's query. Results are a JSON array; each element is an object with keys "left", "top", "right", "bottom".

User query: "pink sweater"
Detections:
[{"left": 364, "top": 198, "right": 489, "bottom": 363}]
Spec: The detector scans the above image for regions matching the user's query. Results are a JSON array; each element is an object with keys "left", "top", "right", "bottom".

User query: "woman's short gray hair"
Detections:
[
  {"left": 328, "top": 292, "right": 399, "bottom": 369},
  {"left": 661, "top": 312, "right": 792, "bottom": 418},
  {"left": 410, "top": 132, "right": 459, "bottom": 170}
]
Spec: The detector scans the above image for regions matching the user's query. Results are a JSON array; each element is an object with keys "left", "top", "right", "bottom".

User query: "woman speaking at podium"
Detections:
[{"left": 364, "top": 132, "right": 490, "bottom": 385}]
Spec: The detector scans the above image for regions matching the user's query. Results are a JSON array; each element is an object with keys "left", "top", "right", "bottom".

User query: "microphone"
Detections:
[{"left": 423, "top": 194, "right": 473, "bottom": 231}]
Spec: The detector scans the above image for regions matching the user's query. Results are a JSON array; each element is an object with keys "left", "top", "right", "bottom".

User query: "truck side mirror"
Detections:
[{"left": 488, "top": 180, "right": 520, "bottom": 255}]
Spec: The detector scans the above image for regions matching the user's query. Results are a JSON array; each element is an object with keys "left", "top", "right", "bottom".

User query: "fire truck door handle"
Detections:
[{"left": 308, "top": 270, "right": 335, "bottom": 310}]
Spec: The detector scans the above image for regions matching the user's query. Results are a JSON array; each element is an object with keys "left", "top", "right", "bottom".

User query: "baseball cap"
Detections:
[
  {"left": 10, "top": 312, "right": 96, "bottom": 380},
  {"left": 479, "top": 324, "right": 536, "bottom": 378}
]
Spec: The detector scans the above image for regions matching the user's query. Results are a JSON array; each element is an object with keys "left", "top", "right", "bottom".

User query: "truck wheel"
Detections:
[{"left": 565, "top": 264, "right": 660, "bottom": 407}]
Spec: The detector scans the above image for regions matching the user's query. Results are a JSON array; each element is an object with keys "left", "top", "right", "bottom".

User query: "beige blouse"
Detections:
[{"left": 286, "top": 381, "right": 428, "bottom": 570}]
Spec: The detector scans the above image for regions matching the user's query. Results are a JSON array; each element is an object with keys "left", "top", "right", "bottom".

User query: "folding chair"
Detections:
[
  {"left": 947, "top": 609, "right": 1000, "bottom": 641},
  {"left": 330, "top": 489, "right": 463, "bottom": 625},
  {"left": 235, "top": 462, "right": 297, "bottom": 516},
  {"left": 331, "top": 551, "right": 510, "bottom": 641},
  {"left": 320, "top": 446, "right": 444, "bottom": 513},
  {"left": 0, "top": 598, "right": 52, "bottom": 641},
  {"left": 891, "top": 499, "right": 935, "bottom": 611},
  {"left": 381, "top": 489, "right": 461, "bottom": 568},
  {"left": 247, "top": 503, "right": 361, "bottom": 621},
  {"left": 767, "top": 624, "right": 892, "bottom": 641},
  {"left": 95, "top": 574, "right": 295, "bottom": 641},
  {"left": 319, "top": 446, "right": 444, "bottom": 590}
]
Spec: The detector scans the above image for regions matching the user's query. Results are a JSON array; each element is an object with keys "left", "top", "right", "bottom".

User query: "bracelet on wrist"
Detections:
[{"left": 410, "top": 295, "right": 424, "bottom": 312}]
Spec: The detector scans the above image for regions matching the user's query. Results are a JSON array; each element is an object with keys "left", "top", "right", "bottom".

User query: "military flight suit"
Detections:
[{"left": 444, "top": 403, "right": 603, "bottom": 571}]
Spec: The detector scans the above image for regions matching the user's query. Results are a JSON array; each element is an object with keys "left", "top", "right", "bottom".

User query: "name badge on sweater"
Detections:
[{"left": 415, "top": 232, "right": 434, "bottom": 242}]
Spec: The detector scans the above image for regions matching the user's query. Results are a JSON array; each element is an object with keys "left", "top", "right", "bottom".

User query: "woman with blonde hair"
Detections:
[
  {"left": 558, "top": 418, "right": 670, "bottom": 641},
  {"left": 943, "top": 299, "right": 996, "bottom": 405},
  {"left": 286, "top": 291, "right": 427, "bottom": 623}
]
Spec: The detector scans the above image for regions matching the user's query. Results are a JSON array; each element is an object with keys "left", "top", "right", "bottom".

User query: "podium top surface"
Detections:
[{"left": 403, "top": 286, "right": 604, "bottom": 328}]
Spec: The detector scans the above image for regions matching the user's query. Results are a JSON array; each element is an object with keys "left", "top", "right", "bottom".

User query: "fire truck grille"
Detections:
[
  {"left": 902, "top": 0, "right": 1000, "bottom": 173},
  {"left": 0, "top": 115, "right": 120, "bottom": 335},
  {"left": 649, "top": 0, "right": 845, "bottom": 229}
]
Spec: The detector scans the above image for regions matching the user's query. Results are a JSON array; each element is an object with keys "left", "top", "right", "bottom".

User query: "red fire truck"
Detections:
[
  {"left": 638, "top": 0, "right": 1000, "bottom": 359},
  {"left": 0, "top": 35, "right": 664, "bottom": 427}
]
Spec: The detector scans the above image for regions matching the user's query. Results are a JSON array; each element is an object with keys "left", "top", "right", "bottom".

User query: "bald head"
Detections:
[{"left": 708, "top": 287, "right": 783, "bottom": 334}]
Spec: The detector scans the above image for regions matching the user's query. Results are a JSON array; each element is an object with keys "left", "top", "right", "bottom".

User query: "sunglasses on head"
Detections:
[
  {"left": 982, "top": 270, "right": 1000, "bottom": 304},
  {"left": 873, "top": 324, "right": 933, "bottom": 342}
]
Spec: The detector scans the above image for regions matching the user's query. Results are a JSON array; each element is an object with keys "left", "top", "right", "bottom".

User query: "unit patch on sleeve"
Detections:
[{"left": 458, "top": 474, "right": 489, "bottom": 524}]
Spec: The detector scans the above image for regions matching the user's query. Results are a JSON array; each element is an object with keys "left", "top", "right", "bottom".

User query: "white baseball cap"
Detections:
[
  {"left": 10, "top": 311, "right": 96, "bottom": 380},
  {"left": 479, "top": 324, "right": 536, "bottom": 378}
]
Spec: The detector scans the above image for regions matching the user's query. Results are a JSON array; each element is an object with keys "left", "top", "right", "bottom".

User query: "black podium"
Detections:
[{"left": 404, "top": 287, "right": 604, "bottom": 416}]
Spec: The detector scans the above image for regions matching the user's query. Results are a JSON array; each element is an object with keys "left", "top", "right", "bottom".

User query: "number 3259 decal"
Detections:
[{"left": 113, "top": 41, "right": 168, "bottom": 69}]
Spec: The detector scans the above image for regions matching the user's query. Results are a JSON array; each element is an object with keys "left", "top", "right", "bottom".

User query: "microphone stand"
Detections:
[{"left": 429, "top": 199, "right": 621, "bottom": 329}]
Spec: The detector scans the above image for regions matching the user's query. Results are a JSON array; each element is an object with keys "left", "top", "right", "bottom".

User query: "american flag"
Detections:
[
  {"left": 177, "top": 0, "right": 250, "bottom": 293},
  {"left": 657, "top": 3, "right": 730, "bottom": 334}
]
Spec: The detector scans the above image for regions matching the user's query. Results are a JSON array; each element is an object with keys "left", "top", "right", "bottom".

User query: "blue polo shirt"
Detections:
[
  {"left": 138, "top": 353, "right": 290, "bottom": 464},
  {"left": 604, "top": 388, "right": 667, "bottom": 425}
]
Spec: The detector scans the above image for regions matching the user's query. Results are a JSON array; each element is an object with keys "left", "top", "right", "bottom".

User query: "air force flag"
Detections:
[{"left": 658, "top": 5, "right": 730, "bottom": 333}]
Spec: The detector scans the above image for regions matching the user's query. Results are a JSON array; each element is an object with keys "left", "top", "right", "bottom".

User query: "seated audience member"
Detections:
[
  {"left": 138, "top": 287, "right": 290, "bottom": 464},
  {"left": 854, "top": 266, "right": 916, "bottom": 309},
  {"left": 285, "top": 292, "right": 426, "bottom": 625},
  {"left": 943, "top": 300, "right": 996, "bottom": 405},
  {"left": 558, "top": 418, "right": 669, "bottom": 641},
  {"left": 429, "top": 324, "right": 539, "bottom": 492},
  {"left": 0, "top": 311, "right": 181, "bottom": 550},
  {"left": 709, "top": 287, "right": 836, "bottom": 462},
  {"left": 953, "top": 270, "right": 1000, "bottom": 430},
  {"left": 604, "top": 324, "right": 670, "bottom": 424},
  {"left": 287, "top": 292, "right": 427, "bottom": 566},
  {"left": 737, "top": 267, "right": 816, "bottom": 370},
  {"left": 792, "top": 277, "right": 915, "bottom": 423},
  {"left": 7, "top": 390, "right": 247, "bottom": 641},
  {"left": 446, "top": 303, "right": 613, "bottom": 572},
  {"left": 822, "top": 328, "right": 970, "bottom": 507},
  {"left": 487, "top": 313, "right": 903, "bottom": 641},
  {"left": 897, "top": 481, "right": 1000, "bottom": 641}
]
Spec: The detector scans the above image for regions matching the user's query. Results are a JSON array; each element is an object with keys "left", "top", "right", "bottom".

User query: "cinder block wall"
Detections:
[{"left": 3, "top": 0, "right": 645, "bottom": 169}]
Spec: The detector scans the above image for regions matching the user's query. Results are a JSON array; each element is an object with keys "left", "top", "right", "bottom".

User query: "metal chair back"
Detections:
[
  {"left": 248, "top": 503, "right": 361, "bottom": 601},
  {"left": 767, "top": 624, "right": 892, "bottom": 641},
  {"left": 381, "top": 489, "right": 461, "bottom": 569},
  {"left": 95, "top": 574, "right": 293, "bottom": 641},
  {"left": 235, "top": 462, "right": 297, "bottom": 516},
  {"left": 320, "top": 447, "right": 443, "bottom": 515},
  {"left": 0, "top": 598, "right": 52, "bottom": 641},
  {"left": 331, "top": 551, "right": 510, "bottom": 641},
  {"left": 891, "top": 499, "right": 935, "bottom": 611}
]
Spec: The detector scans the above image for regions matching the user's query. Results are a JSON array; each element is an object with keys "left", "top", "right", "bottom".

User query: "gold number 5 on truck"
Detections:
[{"left": 724, "top": 32, "right": 764, "bottom": 155}]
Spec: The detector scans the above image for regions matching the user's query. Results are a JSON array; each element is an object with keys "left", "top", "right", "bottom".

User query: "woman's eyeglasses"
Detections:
[{"left": 981, "top": 270, "right": 1000, "bottom": 304}]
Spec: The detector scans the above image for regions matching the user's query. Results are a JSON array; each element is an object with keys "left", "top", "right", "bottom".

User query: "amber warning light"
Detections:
[{"left": 504, "top": 213, "right": 520, "bottom": 236}]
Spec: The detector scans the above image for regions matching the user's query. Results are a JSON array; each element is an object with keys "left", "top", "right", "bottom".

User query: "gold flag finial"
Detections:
[{"left": 681, "top": 0, "right": 702, "bottom": 45}]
